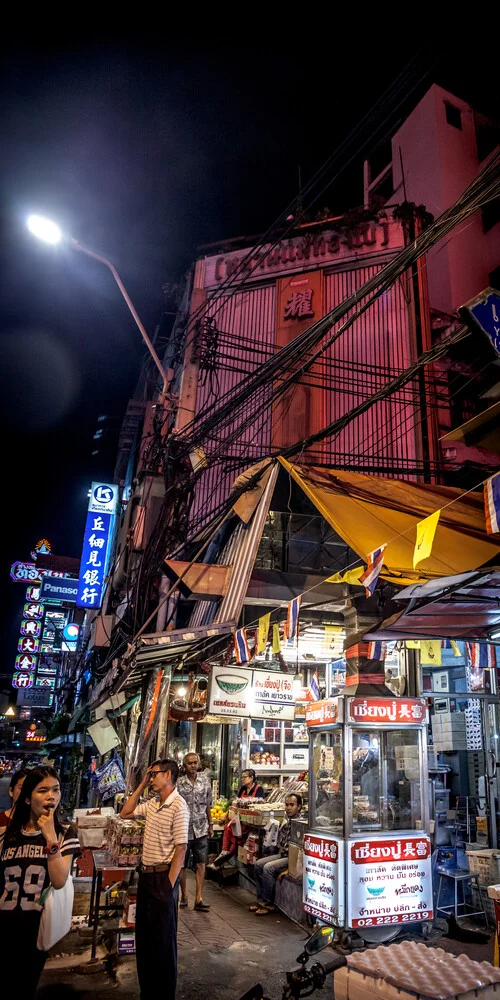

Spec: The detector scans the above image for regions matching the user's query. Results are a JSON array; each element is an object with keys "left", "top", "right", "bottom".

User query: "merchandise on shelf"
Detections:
[{"left": 108, "top": 814, "right": 145, "bottom": 866}]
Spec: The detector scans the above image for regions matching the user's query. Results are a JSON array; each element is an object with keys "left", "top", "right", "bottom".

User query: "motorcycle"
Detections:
[{"left": 237, "top": 926, "right": 347, "bottom": 1000}]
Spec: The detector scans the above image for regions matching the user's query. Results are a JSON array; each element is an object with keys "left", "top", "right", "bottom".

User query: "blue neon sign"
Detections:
[{"left": 76, "top": 510, "right": 113, "bottom": 609}]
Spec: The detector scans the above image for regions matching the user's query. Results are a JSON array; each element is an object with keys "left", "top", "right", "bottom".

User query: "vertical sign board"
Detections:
[
  {"left": 303, "top": 833, "right": 344, "bottom": 925},
  {"left": 347, "top": 836, "right": 433, "bottom": 928},
  {"left": 77, "top": 483, "right": 118, "bottom": 610}
]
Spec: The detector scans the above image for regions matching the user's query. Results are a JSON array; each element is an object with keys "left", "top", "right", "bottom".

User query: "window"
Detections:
[
  {"left": 310, "top": 729, "right": 343, "bottom": 834},
  {"left": 445, "top": 103, "right": 462, "bottom": 130},
  {"left": 352, "top": 730, "right": 422, "bottom": 833}
]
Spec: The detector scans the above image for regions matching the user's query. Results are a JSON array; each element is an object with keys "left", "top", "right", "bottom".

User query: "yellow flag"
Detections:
[
  {"left": 272, "top": 623, "right": 281, "bottom": 654},
  {"left": 420, "top": 639, "right": 442, "bottom": 666},
  {"left": 405, "top": 640, "right": 421, "bottom": 649},
  {"left": 256, "top": 613, "right": 271, "bottom": 655},
  {"left": 413, "top": 509, "right": 441, "bottom": 568},
  {"left": 326, "top": 566, "right": 365, "bottom": 585},
  {"left": 450, "top": 639, "right": 461, "bottom": 657}
]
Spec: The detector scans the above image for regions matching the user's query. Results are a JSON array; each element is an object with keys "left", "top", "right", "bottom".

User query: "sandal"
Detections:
[
  {"left": 248, "top": 904, "right": 261, "bottom": 912},
  {"left": 255, "top": 905, "right": 276, "bottom": 916}
]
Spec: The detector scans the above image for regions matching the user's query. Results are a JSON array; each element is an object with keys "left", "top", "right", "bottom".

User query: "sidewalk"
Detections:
[{"left": 38, "top": 872, "right": 496, "bottom": 998}]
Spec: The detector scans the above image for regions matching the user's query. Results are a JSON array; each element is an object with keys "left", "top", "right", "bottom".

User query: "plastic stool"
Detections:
[{"left": 436, "top": 866, "right": 488, "bottom": 923}]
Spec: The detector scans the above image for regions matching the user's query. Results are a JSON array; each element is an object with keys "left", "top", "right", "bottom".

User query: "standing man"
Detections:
[
  {"left": 177, "top": 752, "right": 212, "bottom": 911},
  {"left": 121, "top": 759, "right": 188, "bottom": 1000},
  {"left": 250, "top": 793, "right": 302, "bottom": 916}
]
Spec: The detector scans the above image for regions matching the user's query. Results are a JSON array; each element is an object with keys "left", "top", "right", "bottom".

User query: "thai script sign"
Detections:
[
  {"left": 251, "top": 668, "right": 295, "bottom": 720},
  {"left": 306, "top": 699, "right": 341, "bottom": 727},
  {"left": 347, "top": 836, "right": 433, "bottom": 928},
  {"left": 303, "top": 833, "right": 344, "bottom": 925},
  {"left": 349, "top": 698, "right": 426, "bottom": 724},
  {"left": 207, "top": 665, "right": 253, "bottom": 718}
]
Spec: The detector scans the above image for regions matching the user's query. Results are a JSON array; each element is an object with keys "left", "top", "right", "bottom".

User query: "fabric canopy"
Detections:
[{"left": 279, "top": 459, "right": 500, "bottom": 586}]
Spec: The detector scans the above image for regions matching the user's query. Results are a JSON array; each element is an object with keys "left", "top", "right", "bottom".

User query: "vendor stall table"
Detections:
[{"left": 88, "top": 849, "right": 137, "bottom": 960}]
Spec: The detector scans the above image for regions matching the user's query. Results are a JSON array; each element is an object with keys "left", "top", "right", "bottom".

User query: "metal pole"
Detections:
[{"left": 71, "top": 239, "right": 169, "bottom": 400}]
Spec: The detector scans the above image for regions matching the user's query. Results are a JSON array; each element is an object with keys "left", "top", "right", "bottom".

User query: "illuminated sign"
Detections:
[
  {"left": 15, "top": 654, "right": 37, "bottom": 672},
  {"left": 77, "top": 512, "right": 113, "bottom": 609},
  {"left": 20, "top": 620, "right": 41, "bottom": 637},
  {"left": 35, "top": 676, "right": 55, "bottom": 689},
  {"left": 25, "top": 585, "right": 40, "bottom": 601},
  {"left": 23, "top": 603, "right": 44, "bottom": 620},
  {"left": 18, "top": 636, "right": 39, "bottom": 654},
  {"left": 10, "top": 562, "right": 41, "bottom": 583},
  {"left": 39, "top": 578, "right": 79, "bottom": 604},
  {"left": 12, "top": 671, "right": 34, "bottom": 689},
  {"left": 348, "top": 698, "right": 427, "bottom": 725},
  {"left": 26, "top": 732, "right": 46, "bottom": 742},
  {"left": 88, "top": 482, "right": 118, "bottom": 514},
  {"left": 347, "top": 837, "right": 433, "bottom": 928},
  {"left": 306, "top": 699, "right": 341, "bottom": 727}
]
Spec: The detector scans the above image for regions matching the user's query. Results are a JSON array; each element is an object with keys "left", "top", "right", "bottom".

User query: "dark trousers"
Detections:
[
  {"left": 0, "top": 914, "right": 47, "bottom": 999},
  {"left": 136, "top": 869, "right": 179, "bottom": 1000}
]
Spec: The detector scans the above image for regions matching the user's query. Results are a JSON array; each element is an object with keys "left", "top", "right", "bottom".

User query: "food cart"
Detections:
[{"left": 303, "top": 639, "right": 432, "bottom": 945}]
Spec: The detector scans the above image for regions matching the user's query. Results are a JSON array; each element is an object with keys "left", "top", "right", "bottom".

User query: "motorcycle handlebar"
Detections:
[{"left": 321, "top": 955, "right": 348, "bottom": 976}]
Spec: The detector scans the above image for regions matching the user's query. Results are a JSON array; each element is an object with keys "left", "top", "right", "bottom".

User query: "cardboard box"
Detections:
[
  {"left": 238, "top": 846, "right": 249, "bottom": 863},
  {"left": 288, "top": 845, "right": 303, "bottom": 879}
]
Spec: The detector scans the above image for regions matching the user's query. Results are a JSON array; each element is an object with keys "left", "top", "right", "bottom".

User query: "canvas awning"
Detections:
[
  {"left": 279, "top": 459, "right": 500, "bottom": 586},
  {"left": 363, "top": 568, "right": 500, "bottom": 641}
]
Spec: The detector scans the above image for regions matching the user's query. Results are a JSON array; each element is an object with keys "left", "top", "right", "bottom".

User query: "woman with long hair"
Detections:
[
  {"left": 0, "top": 767, "right": 28, "bottom": 827},
  {"left": 0, "top": 766, "right": 80, "bottom": 998}
]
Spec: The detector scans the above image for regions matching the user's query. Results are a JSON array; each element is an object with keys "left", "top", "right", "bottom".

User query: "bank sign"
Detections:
[
  {"left": 347, "top": 836, "right": 433, "bottom": 928},
  {"left": 303, "top": 834, "right": 344, "bottom": 925},
  {"left": 76, "top": 483, "right": 118, "bottom": 609}
]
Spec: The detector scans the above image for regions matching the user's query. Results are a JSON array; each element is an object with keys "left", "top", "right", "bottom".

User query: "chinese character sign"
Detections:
[
  {"left": 77, "top": 510, "right": 113, "bottom": 609},
  {"left": 347, "top": 837, "right": 432, "bottom": 928},
  {"left": 303, "top": 834, "right": 344, "bottom": 925}
]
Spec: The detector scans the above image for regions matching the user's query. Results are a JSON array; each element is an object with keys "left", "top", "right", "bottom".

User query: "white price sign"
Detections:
[
  {"left": 347, "top": 836, "right": 433, "bottom": 928},
  {"left": 303, "top": 833, "right": 344, "bottom": 925}
]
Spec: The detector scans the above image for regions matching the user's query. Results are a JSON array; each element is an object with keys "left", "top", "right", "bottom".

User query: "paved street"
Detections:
[
  {"left": 37, "top": 872, "right": 496, "bottom": 998},
  {"left": 38, "top": 874, "right": 306, "bottom": 999}
]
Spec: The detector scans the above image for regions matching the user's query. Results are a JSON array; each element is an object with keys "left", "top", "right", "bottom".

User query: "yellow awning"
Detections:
[{"left": 279, "top": 459, "right": 500, "bottom": 586}]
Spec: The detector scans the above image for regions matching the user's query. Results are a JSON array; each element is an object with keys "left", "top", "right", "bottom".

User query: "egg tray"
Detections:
[{"left": 334, "top": 941, "right": 500, "bottom": 1000}]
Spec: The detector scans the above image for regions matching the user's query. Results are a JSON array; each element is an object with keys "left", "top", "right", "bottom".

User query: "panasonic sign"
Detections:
[{"left": 39, "top": 578, "right": 79, "bottom": 604}]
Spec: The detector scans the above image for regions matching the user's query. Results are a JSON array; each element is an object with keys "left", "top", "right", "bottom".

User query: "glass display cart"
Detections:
[{"left": 304, "top": 695, "right": 432, "bottom": 944}]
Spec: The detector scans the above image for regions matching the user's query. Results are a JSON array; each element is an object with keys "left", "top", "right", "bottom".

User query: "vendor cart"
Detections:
[{"left": 303, "top": 638, "right": 432, "bottom": 944}]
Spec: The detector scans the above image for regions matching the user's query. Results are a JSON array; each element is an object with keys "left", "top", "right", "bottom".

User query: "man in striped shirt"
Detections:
[{"left": 121, "top": 758, "right": 189, "bottom": 999}]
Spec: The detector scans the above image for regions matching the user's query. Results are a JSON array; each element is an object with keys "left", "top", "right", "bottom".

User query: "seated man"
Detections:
[{"left": 249, "top": 793, "right": 302, "bottom": 916}]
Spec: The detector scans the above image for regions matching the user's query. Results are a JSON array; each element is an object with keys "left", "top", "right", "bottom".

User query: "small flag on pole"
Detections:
[
  {"left": 441, "top": 639, "right": 461, "bottom": 657},
  {"left": 367, "top": 640, "right": 387, "bottom": 660},
  {"left": 285, "top": 595, "right": 302, "bottom": 640},
  {"left": 272, "top": 623, "right": 281, "bottom": 654},
  {"left": 308, "top": 670, "right": 320, "bottom": 702},
  {"left": 484, "top": 473, "right": 500, "bottom": 535},
  {"left": 234, "top": 628, "right": 251, "bottom": 664},
  {"left": 360, "top": 545, "right": 387, "bottom": 597},
  {"left": 326, "top": 566, "right": 365, "bottom": 585},
  {"left": 413, "top": 509, "right": 441, "bottom": 568},
  {"left": 256, "top": 613, "right": 271, "bottom": 655}
]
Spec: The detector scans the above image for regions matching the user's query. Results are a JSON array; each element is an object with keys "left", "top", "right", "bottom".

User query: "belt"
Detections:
[{"left": 140, "top": 862, "right": 172, "bottom": 873}]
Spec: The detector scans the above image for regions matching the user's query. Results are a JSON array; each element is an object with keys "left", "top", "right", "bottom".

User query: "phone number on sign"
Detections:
[
  {"left": 303, "top": 903, "right": 337, "bottom": 922},
  {"left": 353, "top": 911, "right": 432, "bottom": 927}
]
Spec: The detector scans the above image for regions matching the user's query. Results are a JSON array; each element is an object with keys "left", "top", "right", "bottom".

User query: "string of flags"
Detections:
[{"left": 230, "top": 472, "right": 499, "bottom": 666}]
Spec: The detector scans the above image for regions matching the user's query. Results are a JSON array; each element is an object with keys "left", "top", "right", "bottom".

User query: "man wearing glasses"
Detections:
[{"left": 121, "top": 759, "right": 189, "bottom": 999}]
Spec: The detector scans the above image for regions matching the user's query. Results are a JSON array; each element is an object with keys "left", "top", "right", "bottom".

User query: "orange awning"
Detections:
[{"left": 279, "top": 459, "right": 500, "bottom": 586}]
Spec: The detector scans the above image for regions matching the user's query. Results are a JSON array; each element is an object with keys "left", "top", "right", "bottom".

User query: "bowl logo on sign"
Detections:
[
  {"left": 367, "top": 886, "right": 385, "bottom": 896},
  {"left": 307, "top": 878, "right": 315, "bottom": 889},
  {"left": 216, "top": 674, "right": 249, "bottom": 695}
]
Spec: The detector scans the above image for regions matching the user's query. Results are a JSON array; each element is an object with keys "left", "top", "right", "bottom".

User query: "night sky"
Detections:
[{"left": 0, "top": 35, "right": 498, "bottom": 684}]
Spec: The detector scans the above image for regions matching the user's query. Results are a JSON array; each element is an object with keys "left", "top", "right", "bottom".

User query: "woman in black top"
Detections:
[{"left": 0, "top": 766, "right": 80, "bottom": 999}]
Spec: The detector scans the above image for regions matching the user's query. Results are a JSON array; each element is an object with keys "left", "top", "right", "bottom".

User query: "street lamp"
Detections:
[{"left": 26, "top": 214, "right": 169, "bottom": 400}]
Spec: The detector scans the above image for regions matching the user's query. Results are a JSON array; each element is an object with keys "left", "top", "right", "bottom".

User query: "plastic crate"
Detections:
[
  {"left": 466, "top": 848, "right": 500, "bottom": 885},
  {"left": 471, "top": 882, "right": 495, "bottom": 926}
]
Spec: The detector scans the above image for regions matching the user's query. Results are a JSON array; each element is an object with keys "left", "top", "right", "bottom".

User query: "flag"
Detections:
[
  {"left": 285, "top": 595, "right": 301, "bottom": 640},
  {"left": 326, "top": 566, "right": 365, "bottom": 585},
  {"left": 234, "top": 628, "right": 251, "bottom": 664},
  {"left": 360, "top": 545, "right": 387, "bottom": 597},
  {"left": 413, "top": 509, "right": 441, "bottom": 569},
  {"left": 441, "top": 639, "right": 461, "bottom": 657},
  {"left": 272, "top": 623, "right": 281, "bottom": 654},
  {"left": 308, "top": 670, "right": 320, "bottom": 702},
  {"left": 484, "top": 473, "right": 500, "bottom": 535},
  {"left": 467, "top": 642, "right": 497, "bottom": 669},
  {"left": 256, "top": 613, "right": 271, "bottom": 655},
  {"left": 406, "top": 640, "right": 421, "bottom": 649},
  {"left": 420, "top": 639, "right": 442, "bottom": 666},
  {"left": 367, "top": 640, "right": 387, "bottom": 660}
]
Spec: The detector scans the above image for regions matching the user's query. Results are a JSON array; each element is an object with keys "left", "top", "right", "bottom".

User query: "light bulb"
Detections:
[{"left": 177, "top": 685, "right": 187, "bottom": 698}]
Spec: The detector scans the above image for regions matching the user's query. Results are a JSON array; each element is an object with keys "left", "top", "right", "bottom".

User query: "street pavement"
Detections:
[{"left": 38, "top": 872, "right": 496, "bottom": 999}]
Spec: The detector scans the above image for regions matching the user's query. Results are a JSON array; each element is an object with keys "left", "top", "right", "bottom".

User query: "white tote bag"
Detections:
[{"left": 37, "top": 876, "right": 74, "bottom": 951}]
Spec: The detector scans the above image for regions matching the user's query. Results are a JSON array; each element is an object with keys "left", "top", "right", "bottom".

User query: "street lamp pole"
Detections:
[{"left": 27, "top": 215, "right": 170, "bottom": 401}]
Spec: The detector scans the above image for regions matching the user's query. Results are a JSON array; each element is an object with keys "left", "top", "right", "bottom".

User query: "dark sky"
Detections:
[{"left": 0, "top": 34, "right": 498, "bottom": 683}]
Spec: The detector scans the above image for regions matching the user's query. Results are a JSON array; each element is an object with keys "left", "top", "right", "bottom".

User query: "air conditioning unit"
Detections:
[{"left": 89, "top": 615, "right": 115, "bottom": 649}]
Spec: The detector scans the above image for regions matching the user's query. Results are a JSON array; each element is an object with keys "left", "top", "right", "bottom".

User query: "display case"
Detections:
[
  {"left": 245, "top": 718, "right": 309, "bottom": 788},
  {"left": 304, "top": 696, "right": 432, "bottom": 940}
]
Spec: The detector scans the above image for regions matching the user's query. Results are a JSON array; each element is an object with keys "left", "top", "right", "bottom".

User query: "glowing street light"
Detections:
[
  {"left": 4, "top": 706, "right": 16, "bottom": 717},
  {"left": 27, "top": 214, "right": 62, "bottom": 244},
  {"left": 26, "top": 214, "right": 169, "bottom": 399}
]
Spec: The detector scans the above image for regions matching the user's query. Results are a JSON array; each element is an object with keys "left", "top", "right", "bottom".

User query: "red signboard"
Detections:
[
  {"left": 349, "top": 698, "right": 426, "bottom": 725},
  {"left": 348, "top": 836, "right": 433, "bottom": 928},
  {"left": 350, "top": 838, "right": 431, "bottom": 864},
  {"left": 306, "top": 699, "right": 340, "bottom": 727},
  {"left": 304, "top": 834, "right": 339, "bottom": 861}
]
